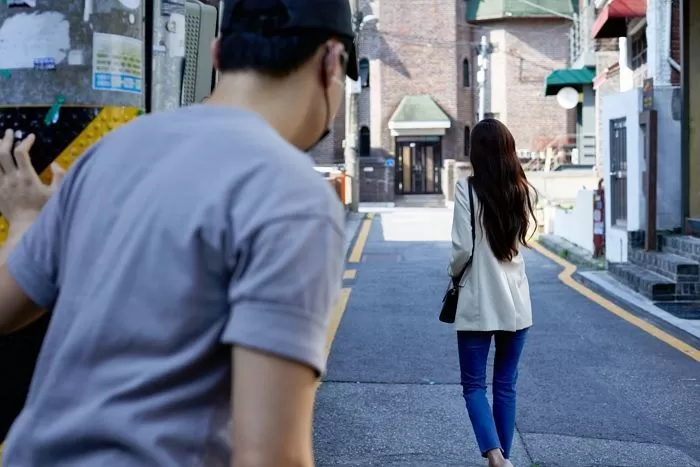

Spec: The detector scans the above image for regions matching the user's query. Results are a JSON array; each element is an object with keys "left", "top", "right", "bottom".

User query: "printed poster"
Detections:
[
  {"left": 162, "top": 0, "right": 185, "bottom": 16},
  {"left": 92, "top": 32, "right": 143, "bottom": 94}
]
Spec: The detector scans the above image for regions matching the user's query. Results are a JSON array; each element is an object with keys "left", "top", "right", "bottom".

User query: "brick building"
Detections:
[{"left": 311, "top": 0, "right": 576, "bottom": 203}]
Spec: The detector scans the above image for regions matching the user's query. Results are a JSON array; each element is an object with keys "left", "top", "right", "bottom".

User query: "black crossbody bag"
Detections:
[{"left": 439, "top": 180, "right": 475, "bottom": 324}]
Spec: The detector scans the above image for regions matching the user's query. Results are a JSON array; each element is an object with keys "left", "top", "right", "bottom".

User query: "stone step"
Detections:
[
  {"left": 394, "top": 195, "right": 446, "bottom": 208},
  {"left": 608, "top": 262, "right": 677, "bottom": 301},
  {"left": 659, "top": 235, "right": 700, "bottom": 263},
  {"left": 627, "top": 248, "right": 700, "bottom": 282}
]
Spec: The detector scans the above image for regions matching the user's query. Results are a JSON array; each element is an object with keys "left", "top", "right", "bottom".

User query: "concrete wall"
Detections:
[
  {"left": 602, "top": 88, "right": 641, "bottom": 263},
  {"left": 553, "top": 190, "right": 593, "bottom": 252},
  {"left": 526, "top": 170, "right": 599, "bottom": 205},
  {"left": 553, "top": 189, "right": 595, "bottom": 253},
  {"left": 652, "top": 86, "right": 682, "bottom": 231},
  {"left": 594, "top": 40, "right": 620, "bottom": 176}
]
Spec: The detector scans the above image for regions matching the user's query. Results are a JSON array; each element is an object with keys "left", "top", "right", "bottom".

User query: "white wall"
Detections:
[
  {"left": 646, "top": 0, "right": 673, "bottom": 86},
  {"left": 526, "top": 170, "right": 599, "bottom": 205},
  {"left": 602, "top": 88, "right": 642, "bottom": 263},
  {"left": 553, "top": 189, "right": 595, "bottom": 252}
]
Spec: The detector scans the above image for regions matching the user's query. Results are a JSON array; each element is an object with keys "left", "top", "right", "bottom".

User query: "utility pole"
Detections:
[
  {"left": 344, "top": 5, "right": 362, "bottom": 212},
  {"left": 476, "top": 35, "right": 490, "bottom": 122}
]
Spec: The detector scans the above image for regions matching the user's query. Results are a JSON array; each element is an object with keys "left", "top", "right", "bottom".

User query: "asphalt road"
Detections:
[{"left": 314, "top": 208, "right": 700, "bottom": 467}]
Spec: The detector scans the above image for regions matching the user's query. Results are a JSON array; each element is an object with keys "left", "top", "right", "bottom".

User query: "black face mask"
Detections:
[
  {"left": 305, "top": 46, "right": 348, "bottom": 153},
  {"left": 304, "top": 85, "right": 332, "bottom": 153}
]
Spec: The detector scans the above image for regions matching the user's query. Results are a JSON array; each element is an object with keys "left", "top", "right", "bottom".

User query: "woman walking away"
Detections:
[{"left": 448, "top": 119, "right": 536, "bottom": 467}]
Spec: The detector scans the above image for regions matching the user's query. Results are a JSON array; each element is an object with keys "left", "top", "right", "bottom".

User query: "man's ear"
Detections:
[
  {"left": 211, "top": 38, "right": 221, "bottom": 70},
  {"left": 323, "top": 41, "right": 345, "bottom": 89}
]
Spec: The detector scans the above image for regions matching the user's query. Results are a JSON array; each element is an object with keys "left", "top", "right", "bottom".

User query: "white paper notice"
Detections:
[
  {"left": 92, "top": 32, "right": 143, "bottom": 94},
  {"left": 166, "top": 13, "right": 186, "bottom": 58},
  {"left": 118, "top": 0, "right": 140, "bottom": 9},
  {"left": 0, "top": 12, "right": 70, "bottom": 69}
]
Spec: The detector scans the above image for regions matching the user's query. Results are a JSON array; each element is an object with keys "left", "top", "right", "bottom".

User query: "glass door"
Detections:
[{"left": 395, "top": 139, "right": 443, "bottom": 194}]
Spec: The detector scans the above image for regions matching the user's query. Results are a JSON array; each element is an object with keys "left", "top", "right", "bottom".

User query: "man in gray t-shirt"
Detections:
[{"left": 0, "top": 0, "right": 359, "bottom": 465}]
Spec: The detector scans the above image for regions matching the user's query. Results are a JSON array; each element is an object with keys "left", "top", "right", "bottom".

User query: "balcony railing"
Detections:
[
  {"left": 569, "top": 5, "right": 596, "bottom": 66},
  {"left": 524, "top": 133, "right": 597, "bottom": 171}
]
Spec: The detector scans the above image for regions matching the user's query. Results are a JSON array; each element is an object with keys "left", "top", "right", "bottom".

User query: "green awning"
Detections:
[
  {"left": 543, "top": 67, "right": 595, "bottom": 96},
  {"left": 389, "top": 95, "right": 450, "bottom": 128},
  {"left": 467, "top": 0, "right": 576, "bottom": 22}
]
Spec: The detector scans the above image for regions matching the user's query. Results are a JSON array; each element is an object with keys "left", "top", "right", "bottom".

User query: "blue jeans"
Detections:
[{"left": 457, "top": 328, "right": 529, "bottom": 459}]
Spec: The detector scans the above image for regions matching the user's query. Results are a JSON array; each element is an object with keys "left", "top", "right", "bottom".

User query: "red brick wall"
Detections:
[
  {"left": 311, "top": 2, "right": 573, "bottom": 177},
  {"left": 497, "top": 18, "right": 575, "bottom": 152},
  {"left": 378, "top": 0, "right": 461, "bottom": 159},
  {"left": 671, "top": 0, "right": 681, "bottom": 85}
]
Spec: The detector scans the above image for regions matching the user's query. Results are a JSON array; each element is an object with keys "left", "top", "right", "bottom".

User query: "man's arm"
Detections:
[
  {"left": 224, "top": 214, "right": 345, "bottom": 467},
  {"left": 232, "top": 347, "right": 317, "bottom": 467},
  {"left": 0, "top": 218, "right": 45, "bottom": 334},
  {"left": 0, "top": 131, "right": 65, "bottom": 335}
]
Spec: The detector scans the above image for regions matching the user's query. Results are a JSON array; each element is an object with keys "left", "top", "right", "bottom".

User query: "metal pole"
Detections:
[
  {"left": 680, "top": 0, "right": 690, "bottom": 228},
  {"left": 344, "top": 7, "right": 361, "bottom": 212},
  {"left": 476, "top": 35, "right": 489, "bottom": 122}
]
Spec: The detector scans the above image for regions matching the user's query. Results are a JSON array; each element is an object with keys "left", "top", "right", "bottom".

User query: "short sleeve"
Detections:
[
  {"left": 7, "top": 191, "right": 63, "bottom": 309},
  {"left": 222, "top": 215, "right": 345, "bottom": 375}
]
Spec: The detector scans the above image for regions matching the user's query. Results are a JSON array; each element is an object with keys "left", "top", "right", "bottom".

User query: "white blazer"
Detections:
[{"left": 448, "top": 178, "right": 533, "bottom": 332}]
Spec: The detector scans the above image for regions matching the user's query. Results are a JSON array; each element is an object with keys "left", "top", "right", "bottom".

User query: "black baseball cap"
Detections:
[{"left": 221, "top": 0, "right": 359, "bottom": 80}]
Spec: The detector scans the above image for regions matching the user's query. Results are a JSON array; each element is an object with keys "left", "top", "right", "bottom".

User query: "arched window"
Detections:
[
  {"left": 464, "top": 125, "right": 471, "bottom": 157},
  {"left": 462, "top": 58, "right": 470, "bottom": 87},
  {"left": 359, "top": 126, "right": 370, "bottom": 157},
  {"left": 359, "top": 58, "right": 370, "bottom": 88}
]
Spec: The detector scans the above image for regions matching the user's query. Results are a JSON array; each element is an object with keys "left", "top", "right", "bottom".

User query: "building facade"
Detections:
[{"left": 311, "top": 0, "right": 576, "bottom": 203}]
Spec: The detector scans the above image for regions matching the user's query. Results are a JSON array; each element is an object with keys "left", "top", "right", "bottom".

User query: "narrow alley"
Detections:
[{"left": 314, "top": 209, "right": 700, "bottom": 467}]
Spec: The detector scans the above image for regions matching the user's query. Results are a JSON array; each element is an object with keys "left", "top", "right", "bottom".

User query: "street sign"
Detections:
[{"left": 385, "top": 158, "right": 395, "bottom": 167}]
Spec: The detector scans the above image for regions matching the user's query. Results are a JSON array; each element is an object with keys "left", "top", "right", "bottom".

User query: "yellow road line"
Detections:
[
  {"left": 325, "top": 288, "right": 352, "bottom": 356},
  {"left": 349, "top": 216, "right": 372, "bottom": 263},
  {"left": 317, "top": 215, "right": 374, "bottom": 388},
  {"left": 531, "top": 241, "right": 700, "bottom": 362}
]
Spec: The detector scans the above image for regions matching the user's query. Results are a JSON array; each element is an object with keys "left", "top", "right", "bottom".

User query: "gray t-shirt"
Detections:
[{"left": 3, "top": 105, "right": 345, "bottom": 466}]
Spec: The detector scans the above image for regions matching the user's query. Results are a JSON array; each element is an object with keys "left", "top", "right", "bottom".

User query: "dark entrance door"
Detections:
[{"left": 395, "top": 137, "right": 442, "bottom": 195}]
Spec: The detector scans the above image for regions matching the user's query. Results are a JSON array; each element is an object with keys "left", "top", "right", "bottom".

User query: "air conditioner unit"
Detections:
[{"left": 181, "top": 0, "right": 218, "bottom": 106}]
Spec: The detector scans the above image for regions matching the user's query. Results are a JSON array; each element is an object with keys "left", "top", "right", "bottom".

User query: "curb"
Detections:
[
  {"left": 536, "top": 236, "right": 604, "bottom": 271},
  {"left": 573, "top": 270, "right": 700, "bottom": 349}
]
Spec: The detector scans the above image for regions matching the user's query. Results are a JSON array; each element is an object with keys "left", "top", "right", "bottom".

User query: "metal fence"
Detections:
[{"left": 609, "top": 118, "right": 628, "bottom": 226}]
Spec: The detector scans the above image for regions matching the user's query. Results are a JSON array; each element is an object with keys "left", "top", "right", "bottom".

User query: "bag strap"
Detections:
[
  {"left": 453, "top": 178, "right": 476, "bottom": 284},
  {"left": 467, "top": 178, "right": 475, "bottom": 256}
]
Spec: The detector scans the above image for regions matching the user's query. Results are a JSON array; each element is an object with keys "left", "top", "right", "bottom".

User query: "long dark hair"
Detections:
[{"left": 469, "top": 119, "right": 538, "bottom": 262}]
